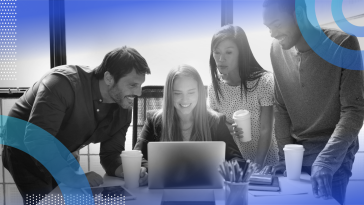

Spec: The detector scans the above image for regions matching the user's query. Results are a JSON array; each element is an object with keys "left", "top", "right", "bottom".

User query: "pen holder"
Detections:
[{"left": 224, "top": 181, "right": 248, "bottom": 205}]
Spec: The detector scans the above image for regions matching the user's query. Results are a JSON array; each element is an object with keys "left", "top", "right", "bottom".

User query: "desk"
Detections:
[{"left": 38, "top": 174, "right": 339, "bottom": 205}]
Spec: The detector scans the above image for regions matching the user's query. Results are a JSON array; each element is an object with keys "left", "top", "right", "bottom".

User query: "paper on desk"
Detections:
[
  {"left": 249, "top": 175, "right": 311, "bottom": 197},
  {"left": 249, "top": 190, "right": 308, "bottom": 197}
]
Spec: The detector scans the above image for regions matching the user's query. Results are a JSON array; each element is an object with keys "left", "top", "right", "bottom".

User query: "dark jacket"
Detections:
[
  {"left": 3, "top": 65, "right": 131, "bottom": 176},
  {"left": 134, "top": 110, "right": 243, "bottom": 170}
]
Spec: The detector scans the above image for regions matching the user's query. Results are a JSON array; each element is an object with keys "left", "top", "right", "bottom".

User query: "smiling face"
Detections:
[
  {"left": 263, "top": 3, "right": 302, "bottom": 50},
  {"left": 108, "top": 69, "right": 145, "bottom": 109},
  {"left": 212, "top": 39, "right": 240, "bottom": 79},
  {"left": 173, "top": 76, "right": 199, "bottom": 117}
]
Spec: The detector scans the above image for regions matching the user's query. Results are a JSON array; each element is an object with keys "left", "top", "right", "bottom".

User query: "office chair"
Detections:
[{"left": 132, "top": 86, "right": 164, "bottom": 148}]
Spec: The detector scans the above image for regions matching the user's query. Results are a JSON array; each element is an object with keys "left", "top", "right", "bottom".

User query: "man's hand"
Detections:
[
  {"left": 311, "top": 165, "right": 333, "bottom": 200},
  {"left": 272, "top": 161, "right": 287, "bottom": 176},
  {"left": 116, "top": 165, "right": 148, "bottom": 186},
  {"left": 85, "top": 171, "right": 103, "bottom": 187},
  {"left": 139, "top": 167, "right": 148, "bottom": 186}
]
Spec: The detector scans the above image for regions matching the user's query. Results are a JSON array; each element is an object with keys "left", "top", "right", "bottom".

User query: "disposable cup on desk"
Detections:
[
  {"left": 232, "top": 110, "right": 251, "bottom": 142},
  {"left": 283, "top": 144, "right": 305, "bottom": 180},
  {"left": 224, "top": 181, "right": 248, "bottom": 205},
  {"left": 121, "top": 150, "right": 141, "bottom": 156},
  {"left": 121, "top": 151, "right": 143, "bottom": 189}
]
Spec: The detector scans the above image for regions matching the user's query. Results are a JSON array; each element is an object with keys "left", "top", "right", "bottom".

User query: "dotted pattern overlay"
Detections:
[
  {"left": 26, "top": 194, "right": 126, "bottom": 205},
  {"left": 0, "top": 0, "right": 16, "bottom": 81}
]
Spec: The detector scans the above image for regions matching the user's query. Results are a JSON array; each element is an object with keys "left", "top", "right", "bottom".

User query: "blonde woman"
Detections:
[{"left": 134, "top": 65, "right": 242, "bottom": 179}]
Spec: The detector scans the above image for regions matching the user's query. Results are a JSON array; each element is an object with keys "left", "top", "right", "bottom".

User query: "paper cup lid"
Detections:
[
  {"left": 283, "top": 144, "right": 305, "bottom": 151},
  {"left": 232, "top": 110, "right": 250, "bottom": 120},
  {"left": 121, "top": 153, "right": 143, "bottom": 158},
  {"left": 284, "top": 144, "right": 304, "bottom": 148}
]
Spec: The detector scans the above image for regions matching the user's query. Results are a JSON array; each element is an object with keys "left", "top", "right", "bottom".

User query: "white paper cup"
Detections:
[
  {"left": 121, "top": 151, "right": 142, "bottom": 189},
  {"left": 121, "top": 150, "right": 141, "bottom": 156},
  {"left": 232, "top": 110, "right": 251, "bottom": 142},
  {"left": 283, "top": 144, "right": 305, "bottom": 180}
]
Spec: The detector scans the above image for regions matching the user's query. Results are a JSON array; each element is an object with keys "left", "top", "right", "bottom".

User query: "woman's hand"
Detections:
[
  {"left": 139, "top": 167, "right": 148, "bottom": 186},
  {"left": 231, "top": 123, "right": 245, "bottom": 140}
]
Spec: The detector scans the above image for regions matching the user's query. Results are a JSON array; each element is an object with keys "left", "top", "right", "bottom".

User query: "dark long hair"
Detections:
[{"left": 209, "top": 25, "right": 267, "bottom": 104}]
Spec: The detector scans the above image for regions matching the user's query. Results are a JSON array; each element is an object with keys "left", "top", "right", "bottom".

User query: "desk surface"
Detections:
[{"left": 39, "top": 174, "right": 339, "bottom": 205}]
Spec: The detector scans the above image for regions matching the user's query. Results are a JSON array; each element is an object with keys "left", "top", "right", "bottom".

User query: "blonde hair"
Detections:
[{"left": 160, "top": 64, "right": 218, "bottom": 141}]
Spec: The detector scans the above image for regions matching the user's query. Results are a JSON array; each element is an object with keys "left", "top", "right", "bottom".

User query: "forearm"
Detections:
[
  {"left": 313, "top": 124, "right": 361, "bottom": 173},
  {"left": 255, "top": 127, "right": 272, "bottom": 166},
  {"left": 114, "top": 164, "right": 123, "bottom": 177},
  {"left": 316, "top": 59, "right": 364, "bottom": 172}
]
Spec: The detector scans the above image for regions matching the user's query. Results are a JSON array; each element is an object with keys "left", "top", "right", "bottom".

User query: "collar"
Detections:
[{"left": 91, "top": 73, "right": 104, "bottom": 102}]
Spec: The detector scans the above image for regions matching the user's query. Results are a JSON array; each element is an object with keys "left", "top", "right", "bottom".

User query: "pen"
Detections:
[
  {"left": 219, "top": 164, "right": 227, "bottom": 179},
  {"left": 242, "top": 159, "right": 250, "bottom": 180}
]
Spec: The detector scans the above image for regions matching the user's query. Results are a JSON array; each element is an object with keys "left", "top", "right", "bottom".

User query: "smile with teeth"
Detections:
[
  {"left": 180, "top": 103, "right": 191, "bottom": 108},
  {"left": 126, "top": 96, "right": 135, "bottom": 100}
]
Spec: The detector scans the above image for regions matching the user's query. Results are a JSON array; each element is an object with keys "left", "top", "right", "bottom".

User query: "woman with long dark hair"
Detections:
[{"left": 208, "top": 25, "right": 278, "bottom": 168}]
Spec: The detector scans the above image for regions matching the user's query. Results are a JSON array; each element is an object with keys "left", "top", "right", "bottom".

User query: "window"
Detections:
[
  {"left": 65, "top": 0, "right": 221, "bottom": 152},
  {"left": 233, "top": 0, "right": 273, "bottom": 72}
]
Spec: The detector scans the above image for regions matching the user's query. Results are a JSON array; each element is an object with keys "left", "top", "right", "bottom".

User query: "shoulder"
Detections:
[
  {"left": 259, "top": 72, "right": 274, "bottom": 84},
  {"left": 41, "top": 73, "right": 74, "bottom": 97},
  {"left": 146, "top": 109, "right": 163, "bottom": 125},
  {"left": 207, "top": 109, "right": 226, "bottom": 126},
  {"left": 252, "top": 71, "right": 273, "bottom": 91},
  {"left": 322, "top": 27, "right": 359, "bottom": 49}
]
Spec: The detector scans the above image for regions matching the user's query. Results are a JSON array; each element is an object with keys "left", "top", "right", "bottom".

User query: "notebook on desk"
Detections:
[
  {"left": 249, "top": 175, "right": 280, "bottom": 191},
  {"left": 148, "top": 141, "right": 225, "bottom": 189}
]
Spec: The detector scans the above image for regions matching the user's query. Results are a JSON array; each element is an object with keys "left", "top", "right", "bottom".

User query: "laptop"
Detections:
[{"left": 148, "top": 141, "right": 225, "bottom": 189}]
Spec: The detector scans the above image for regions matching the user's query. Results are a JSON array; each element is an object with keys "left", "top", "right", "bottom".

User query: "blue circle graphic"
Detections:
[
  {"left": 0, "top": 115, "right": 95, "bottom": 205},
  {"left": 331, "top": 0, "right": 364, "bottom": 37},
  {"left": 296, "top": 0, "right": 364, "bottom": 70}
]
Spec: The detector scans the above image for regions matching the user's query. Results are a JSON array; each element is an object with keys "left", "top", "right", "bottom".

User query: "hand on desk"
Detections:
[
  {"left": 115, "top": 166, "right": 148, "bottom": 187},
  {"left": 86, "top": 171, "right": 104, "bottom": 187},
  {"left": 272, "top": 162, "right": 333, "bottom": 200},
  {"left": 139, "top": 167, "right": 148, "bottom": 186},
  {"left": 311, "top": 165, "right": 333, "bottom": 200},
  {"left": 272, "top": 161, "right": 287, "bottom": 176}
]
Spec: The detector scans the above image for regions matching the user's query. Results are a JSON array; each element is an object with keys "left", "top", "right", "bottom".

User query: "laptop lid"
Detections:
[{"left": 148, "top": 141, "right": 225, "bottom": 189}]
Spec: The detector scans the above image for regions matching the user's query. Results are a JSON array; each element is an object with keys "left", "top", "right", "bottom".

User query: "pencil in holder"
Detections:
[{"left": 224, "top": 181, "right": 249, "bottom": 205}]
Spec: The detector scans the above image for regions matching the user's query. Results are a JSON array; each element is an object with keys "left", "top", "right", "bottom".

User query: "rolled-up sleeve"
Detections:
[{"left": 313, "top": 35, "right": 364, "bottom": 173}]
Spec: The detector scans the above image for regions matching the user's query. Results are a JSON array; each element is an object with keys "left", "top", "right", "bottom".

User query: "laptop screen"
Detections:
[{"left": 148, "top": 141, "right": 225, "bottom": 189}]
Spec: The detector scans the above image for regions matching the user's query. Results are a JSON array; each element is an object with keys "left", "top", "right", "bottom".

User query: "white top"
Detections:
[{"left": 208, "top": 72, "right": 279, "bottom": 166}]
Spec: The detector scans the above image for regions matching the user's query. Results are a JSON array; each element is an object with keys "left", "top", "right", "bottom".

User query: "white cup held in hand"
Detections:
[
  {"left": 283, "top": 144, "right": 305, "bottom": 180},
  {"left": 232, "top": 110, "right": 251, "bottom": 142},
  {"left": 121, "top": 150, "right": 143, "bottom": 188}
]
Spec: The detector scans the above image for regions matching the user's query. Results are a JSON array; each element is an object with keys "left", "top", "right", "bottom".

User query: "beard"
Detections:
[{"left": 108, "top": 85, "right": 132, "bottom": 109}]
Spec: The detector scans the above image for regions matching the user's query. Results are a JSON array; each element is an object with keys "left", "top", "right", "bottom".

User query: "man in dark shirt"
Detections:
[
  {"left": 263, "top": 0, "right": 364, "bottom": 204},
  {"left": 1, "top": 46, "right": 151, "bottom": 204}
]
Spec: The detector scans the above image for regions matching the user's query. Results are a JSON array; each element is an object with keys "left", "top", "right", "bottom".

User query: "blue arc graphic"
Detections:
[
  {"left": 0, "top": 115, "right": 95, "bottom": 205},
  {"left": 331, "top": 0, "right": 364, "bottom": 37},
  {"left": 296, "top": 0, "right": 364, "bottom": 70}
]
